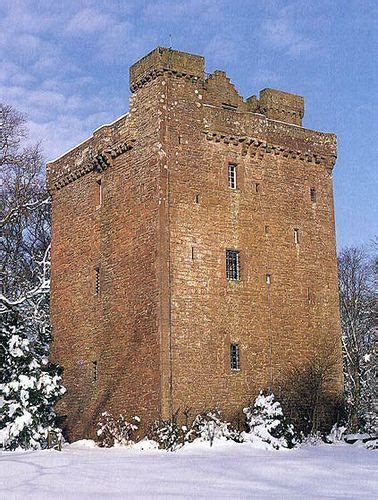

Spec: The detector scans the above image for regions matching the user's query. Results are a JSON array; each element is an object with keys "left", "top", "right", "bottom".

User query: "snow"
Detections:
[
  {"left": 0, "top": 441, "right": 376, "bottom": 499},
  {"left": 8, "top": 334, "right": 29, "bottom": 357},
  {"left": 243, "top": 392, "right": 296, "bottom": 450}
]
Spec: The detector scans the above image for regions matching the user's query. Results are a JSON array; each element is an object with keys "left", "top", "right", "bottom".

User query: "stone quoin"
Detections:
[{"left": 47, "top": 47, "right": 343, "bottom": 441}]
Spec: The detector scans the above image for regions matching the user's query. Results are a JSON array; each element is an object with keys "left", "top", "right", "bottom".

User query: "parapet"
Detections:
[
  {"left": 48, "top": 47, "right": 331, "bottom": 193},
  {"left": 129, "top": 47, "right": 205, "bottom": 92},
  {"left": 249, "top": 88, "right": 305, "bottom": 126},
  {"left": 129, "top": 48, "right": 304, "bottom": 126}
]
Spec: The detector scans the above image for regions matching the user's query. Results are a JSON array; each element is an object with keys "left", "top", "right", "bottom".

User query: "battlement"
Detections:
[
  {"left": 256, "top": 88, "right": 304, "bottom": 126},
  {"left": 129, "top": 47, "right": 205, "bottom": 92},
  {"left": 130, "top": 48, "right": 304, "bottom": 125}
]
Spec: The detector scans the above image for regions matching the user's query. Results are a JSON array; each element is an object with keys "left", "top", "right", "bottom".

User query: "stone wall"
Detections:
[
  {"left": 48, "top": 67, "right": 168, "bottom": 440},
  {"left": 47, "top": 47, "right": 342, "bottom": 439}
]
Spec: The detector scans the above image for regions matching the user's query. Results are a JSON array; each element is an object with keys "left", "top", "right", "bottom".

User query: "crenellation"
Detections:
[{"left": 129, "top": 47, "right": 205, "bottom": 92}]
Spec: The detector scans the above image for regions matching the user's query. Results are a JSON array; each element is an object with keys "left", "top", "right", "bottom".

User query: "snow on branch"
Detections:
[
  {"left": 0, "top": 196, "right": 50, "bottom": 229},
  {"left": 0, "top": 243, "right": 51, "bottom": 314}
]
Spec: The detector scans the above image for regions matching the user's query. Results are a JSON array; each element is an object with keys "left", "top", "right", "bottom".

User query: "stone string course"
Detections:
[
  {"left": 203, "top": 131, "right": 336, "bottom": 166},
  {"left": 49, "top": 140, "right": 134, "bottom": 191}
]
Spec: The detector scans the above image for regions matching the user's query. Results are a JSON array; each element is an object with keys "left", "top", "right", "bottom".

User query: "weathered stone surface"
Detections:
[{"left": 47, "top": 47, "right": 342, "bottom": 441}]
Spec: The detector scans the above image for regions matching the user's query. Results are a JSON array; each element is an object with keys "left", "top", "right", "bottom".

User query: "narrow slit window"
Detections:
[
  {"left": 195, "top": 194, "right": 200, "bottom": 204},
  {"left": 191, "top": 246, "right": 195, "bottom": 260},
  {"left": 96, "top": 178, "right": 102, "bottom": 208},
  {"left": 92, "top": 361, "right": 98, "bottom": 382},
  {"left": 294, "top": 228, "right": 300, "bottom": 245},
  {"left": 266, "top": 273, "right": 271, "bottom": 285},
  {"left": 95, "top": 267, "right": 101, "bottom": 295},
  {"left": 230, "top": 343, "right": 240, "bottom": 371},
  {"left": 226, "top": 249, "right": 240, "bottom": 281},
  {"left": 228, "top": 164, "right": 237, "bottom": 190},
  {"left": 310, "top": 187, "right": 317, "bottom": 202},
  {"left": 255, "top": 183, "right": 260, "bottom": 194}
]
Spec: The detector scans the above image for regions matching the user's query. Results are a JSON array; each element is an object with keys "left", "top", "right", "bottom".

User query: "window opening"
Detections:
[
  {"left": 95, "top": 267, "right": 100, "bottom": 295},
  {"left": 92, "top": 361, "right": 98, "bottom": 382},
  {"left": 96, "top": 178, "right": 102, "bottom": 208},
  {"left": 228, "top": 164, "right": 237, "bottom": 190},
  {"left": 230, "top": 343, "right": 240, "bottom": 370},
  {"left": 226, "top": 250, "right": 240, "bottom": 281}
]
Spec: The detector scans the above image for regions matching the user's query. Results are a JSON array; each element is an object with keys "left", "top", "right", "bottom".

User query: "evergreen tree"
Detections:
[
  {"left": 0, "top": 312, "right": 65, "bottom": 450},
  {"left": 244, "top": 392, "right": 297, "bottom": 450}
]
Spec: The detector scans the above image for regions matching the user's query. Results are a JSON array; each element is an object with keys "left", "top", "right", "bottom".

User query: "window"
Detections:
[
  {"left": 266, "top": 273, "right": 271, "bottom": 285},
  {"left": 226, "top": 250, "right": 240, "bottom": 281},
  {"left": 307, "top": 287, "right": 315, "bottom": 305},
  {"left": 195, "top": 194, "right": 200, "bottom": 204},
  {"left": 294, "top": 228, "right": 300, "bottom": 245},
  {"left": 191, "top": 246, "right": 195, "bottom": 260},
  {"left": 228, "top": 164, "right": 237, "bottom": 189},
  {"left": 96, "top": 178, "right": 102, "bottom": 208},
  {"left": 95, "top": 267, "right": 101, "bottom": 295},
  {"left": 265, "top": 225, "right": 270, "bottom": 235},
  {"left": 230, "top": 343, "right": 240, "bottom": 371},
  {"left": 310, "top": 187, "right": 317, "bottom": 202},
  {"left": 92, "top": 361, "right": 98, "bottom": 382},
  {"left": 255, "top": 183, "right": 260, "bottom": 194}
]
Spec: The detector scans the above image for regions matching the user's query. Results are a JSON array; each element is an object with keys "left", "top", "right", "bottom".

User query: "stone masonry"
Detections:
[{"left": 47, "top": 47, "right": 343, "bottom": 441}]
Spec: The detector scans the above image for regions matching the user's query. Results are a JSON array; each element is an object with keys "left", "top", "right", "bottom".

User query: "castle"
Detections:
[{"left": 47, "top": 47, "right": 343, "bottom": 441}]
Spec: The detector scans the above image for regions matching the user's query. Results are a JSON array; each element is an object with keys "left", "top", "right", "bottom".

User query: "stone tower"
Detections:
[{"left": 47, "top": 47, "right": 343, "bottom": 441}]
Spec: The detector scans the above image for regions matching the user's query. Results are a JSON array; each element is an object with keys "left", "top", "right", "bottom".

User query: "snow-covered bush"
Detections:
[
  {"left": 243, "top": 392, "right": 297, "bottom": 450},
  {"left": 325, "top": 424, "right": 347, "bottom": 443},
  {"left": 148, "top": 412, "right": 188, "bottom": 451},
  {"left": 0, "top": 313, "right": 66, "bottom": 451},
  {"left": 96, "top": 412, "right": 140, "bottom": 447},
  {"left": 190, "top": 410, "right": 243, "bottom": 446},
  {"left": 365, "top": 438, "right": 378, "bottom": 450}
]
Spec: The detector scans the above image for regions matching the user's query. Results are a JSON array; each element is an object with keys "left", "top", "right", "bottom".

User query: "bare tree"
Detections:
[
  {"left": 280, "top": 345, "right": 344, "bottom": 436},
  {"left": 0, "top": 103, "right": 50, "bottom": 316},
  {"left": 338, "top": 245, "right": 375, "bottom": 432}
]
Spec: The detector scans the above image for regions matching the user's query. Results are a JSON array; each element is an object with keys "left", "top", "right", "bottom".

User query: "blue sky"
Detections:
[{"left": 1, "top": 0, "right": 376, "bottom": 249}]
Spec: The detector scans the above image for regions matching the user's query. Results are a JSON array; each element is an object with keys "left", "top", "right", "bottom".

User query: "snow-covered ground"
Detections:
[{"left": 0, "top": 440, "right": 376, "bottom": 499}]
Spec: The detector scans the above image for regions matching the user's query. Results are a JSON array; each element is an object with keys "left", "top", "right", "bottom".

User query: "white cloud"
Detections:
[
  {"left": 0, "top": 61, "right": 35, "bottom": 86},
  {"left": 262, "top": 5, "right": 318, "bottom": 57},
  {"left": 143, "top": 0, "right": 219, "bottom": 22},
  {"left": 248, "top": 69, "right": 280, "bottom": 88},
  {"left": 64, "top": 8, "right": 114, "bottom": 35},
  {"left": 28, "top": 111, "right": 115, "bottom": 161}
]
